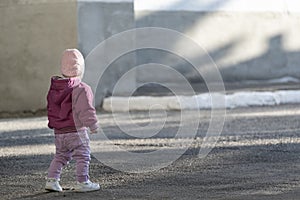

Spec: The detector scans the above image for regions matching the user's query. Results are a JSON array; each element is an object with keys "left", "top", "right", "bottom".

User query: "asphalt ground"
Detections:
[{"left": 0, "top": 104, "right": 300, "bottom": 199}]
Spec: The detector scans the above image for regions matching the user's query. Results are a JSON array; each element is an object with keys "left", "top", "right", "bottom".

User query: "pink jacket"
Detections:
[{"left": 47, "top": 76, "right": 98, "bottom": 134}]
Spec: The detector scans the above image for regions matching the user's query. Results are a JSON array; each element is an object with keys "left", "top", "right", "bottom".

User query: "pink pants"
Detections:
[{"left": 47, "top": 131, "right": 91, "bottom": 183}]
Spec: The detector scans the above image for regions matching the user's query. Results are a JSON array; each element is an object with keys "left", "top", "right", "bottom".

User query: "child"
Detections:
[{"left": 45, "top": 49, "right": 100, "bottom": 192}]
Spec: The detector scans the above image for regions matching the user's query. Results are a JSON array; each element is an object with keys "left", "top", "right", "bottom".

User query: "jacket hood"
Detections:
[{"left": 48, "top": 76, "right": 81, "bottom": 105}]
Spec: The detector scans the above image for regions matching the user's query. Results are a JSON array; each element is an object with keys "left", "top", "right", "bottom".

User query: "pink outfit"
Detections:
[
  {"left": 48, "top": 131, "right": 91, "bottom": 182},
  {"left": 47, "top": 75, "right": 98, "bottom": 182},
  {"left": 47, "top": 76, "right": 98, "bottom": 133}
]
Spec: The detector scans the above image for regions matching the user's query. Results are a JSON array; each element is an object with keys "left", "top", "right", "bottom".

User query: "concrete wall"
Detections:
[
  {"left": 0, "top": 0, "right": 135, "bottom": 113},
  {"left": 0, "top": 0, "right": 78, "bottom": 112},
  {"left": 1, "top": 0, "right": 300, "bottom": 112},
  {"left": 77, "top": 0, "right": 135, "bottom": 106},
  {"left": 135, "top": 0, "right": 300, "bottom": 84}
]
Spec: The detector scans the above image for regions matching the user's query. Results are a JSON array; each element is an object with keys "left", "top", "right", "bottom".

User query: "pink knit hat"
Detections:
[{"left": 60, "top": 49, "right": 85, "bottom": 77}]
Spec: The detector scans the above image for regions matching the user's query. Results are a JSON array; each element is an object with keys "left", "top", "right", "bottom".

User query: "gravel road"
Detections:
[{"left": 1, "top": 105, "right": 300, "bottom": 199}]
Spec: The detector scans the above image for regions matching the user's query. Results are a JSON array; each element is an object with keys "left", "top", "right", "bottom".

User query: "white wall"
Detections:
[
  {"left": 135, "top": 0, "right": 300, "bottom": 84},
  {"left": 135, "top": 0, "right": 300, "bottom": 12}
]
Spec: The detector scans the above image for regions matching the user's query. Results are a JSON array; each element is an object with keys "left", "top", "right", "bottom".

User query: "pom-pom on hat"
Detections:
[{"left": 60, "top": 49, "right": 85, "bottom": 77}]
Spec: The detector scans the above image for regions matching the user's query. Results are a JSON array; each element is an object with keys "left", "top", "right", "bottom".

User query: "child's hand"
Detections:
[{"left": 90, "top": 128, "right": 98, "bottom": 134}]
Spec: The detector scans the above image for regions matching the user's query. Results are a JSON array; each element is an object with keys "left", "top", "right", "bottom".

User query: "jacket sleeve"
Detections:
[
  {"left": 74, "top": 85, "right": 99, "bottom": 131},
  {"left": 46, "top": 91, "right": 54, "bottom": 129}
]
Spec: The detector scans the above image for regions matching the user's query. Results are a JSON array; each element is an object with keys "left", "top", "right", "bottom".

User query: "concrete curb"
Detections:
[{"left": 102, "top": 90, "right": 300, "bottom": 112}]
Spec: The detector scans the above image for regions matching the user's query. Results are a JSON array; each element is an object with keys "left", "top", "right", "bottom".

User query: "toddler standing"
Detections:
[{"left": 45, "top": 49, "right": 100, "bottom": 192}]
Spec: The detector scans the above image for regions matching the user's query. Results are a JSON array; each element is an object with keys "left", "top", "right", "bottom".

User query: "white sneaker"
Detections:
[
  {"left": 74, "top": 180, "right": 100, "bottom": 192},
  {"left": 45, "top": 178, "right": 63, "bottom": 192}
]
